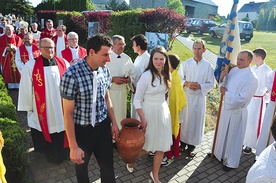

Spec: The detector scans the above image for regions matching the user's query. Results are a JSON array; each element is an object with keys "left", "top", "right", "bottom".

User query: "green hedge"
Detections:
[
  {"left": 0, "top": 76, "right": 28, "bottom": 182},
  {"left": 0, "top": 118, "right": 28, "bottom": 183}
]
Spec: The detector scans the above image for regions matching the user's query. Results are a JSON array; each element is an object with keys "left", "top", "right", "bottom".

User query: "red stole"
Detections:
[
  {"left": 40, "top": 28, "right": 56, "bottom": 39},
  {"left": 61, "top": 46, "right": 87, "bottom": 63},
  {"left": 32, "top": 56, "right": 68, "bottom": 147},
  {"left": 19, "top": 44, "right": 40, "bottom": 64},
  {"left": 271, "top": 72, "right": 276, "bottom": 102}
]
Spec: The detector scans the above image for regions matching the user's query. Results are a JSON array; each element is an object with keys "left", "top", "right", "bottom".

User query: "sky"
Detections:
[
  {"left": 28, "top": 0, "right": 269, "bottom": 15},
  {"left": 211, "top": 0, "right": 269, "bottom": 16}
]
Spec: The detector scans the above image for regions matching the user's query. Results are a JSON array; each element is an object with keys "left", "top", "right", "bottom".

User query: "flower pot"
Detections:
[{"left": 114, "top": 118, "right": 145, "bottom": 163}]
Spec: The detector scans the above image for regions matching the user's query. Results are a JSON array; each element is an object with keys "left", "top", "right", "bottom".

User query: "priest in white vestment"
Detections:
[
  {"left": 213, "top": 50, "right": 258, "bottom": 171},
  {"left": 243, "top": 48, "right": 272, "bottom": 154},
  {"left": 106, "top": 35, "right": 136, "bottom": 129},
  {"left": 130, "top": 34, "right": 150, "bottom": 119},
  {"left": 178, "top": 39, "right": 215, "bottom": 156},
  {"left": 246, "top": 118, "right": 276, "bottom": 183},
  {"left": 255, "top": 68, "right": 276, "bottom": 157},
  {"left": 18, "top": 38, "right": 70, "bottom": 164}
]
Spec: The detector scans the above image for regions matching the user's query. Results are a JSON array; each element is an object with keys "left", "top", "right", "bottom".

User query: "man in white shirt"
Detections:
[
  {"left": 106, "top": 35, "right": 136, "bottom": 129},
  {"left": 131, "top": 34, "right": 150, "bottom": 119}
]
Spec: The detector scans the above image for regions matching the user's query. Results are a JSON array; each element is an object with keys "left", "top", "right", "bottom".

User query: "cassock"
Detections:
[
  {"left": 52, "top": 35, "right": 68, "bottom": 57},
  {"left": 106, "top": 51, "right": 136, "bottom": 129},
  {"left": 131, "top": 51, "right": 150, "bottom": 119},
  {"left": 18, "top": 55, "right": 70, "bottom": 164},
  {"left": 61, "top": 46, "right": 86, "bottom": 64},
  {"left": 15, "top": 43, "right": 40, "bottom": 73},
  {"left": 256, "top": 69, "right": 276, "bottom": 156},
  {"left": 0, "top": 34, "right": 23, "bottom": 88},
  {"left": 214, "top": 67, "right": 258, "bottom": 168},
  {"left": 40, "top": 28, "right": 56, "bottom": 40},
  {"left": 243, "top": 63, "right": 272, "bottom": 149},
  {"left": 178, "top": 58, "right": 215, "bottom": 146}
]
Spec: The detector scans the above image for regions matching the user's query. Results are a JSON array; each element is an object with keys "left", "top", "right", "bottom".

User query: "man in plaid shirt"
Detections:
[{"left": 60, "top": 34, "right": 119, "bottom": 183}]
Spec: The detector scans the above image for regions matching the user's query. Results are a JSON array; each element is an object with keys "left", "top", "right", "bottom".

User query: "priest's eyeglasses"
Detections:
[{"left": 41, "top": 46, "right": 55, "bottom": 50}]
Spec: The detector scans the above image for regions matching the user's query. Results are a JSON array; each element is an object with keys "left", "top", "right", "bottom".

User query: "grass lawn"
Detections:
[{"left": 182, "top": 31, "right": 276, "bottom": 69}]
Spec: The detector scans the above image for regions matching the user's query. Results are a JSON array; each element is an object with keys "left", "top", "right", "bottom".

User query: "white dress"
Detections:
[
  {"left": 246, "top": 142, "right": 276, "bottom": 183},
  {"left": 133, "top": 70, "right": 172, "bottom": 152}
]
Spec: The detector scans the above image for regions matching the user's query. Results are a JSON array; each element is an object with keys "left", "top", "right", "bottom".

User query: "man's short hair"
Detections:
[
  {"left": 131, "top": 34, "right": 148, "bottom": 51},
  {"left": 193, "top": 39, "right": 206, "bottom": 49},
  {"left": 240, "top": 49, "right": 253, "bottom": 61},
  {"left": 46, "top": 19, "right": 53, "bottom": 24},
  {"left": 86, "top": 34, "right": 113, "bottom": 54},
  {"left": 67, "top": 32, "right": 78, "bottom": 40},
  {"left": 253, "top": 48, "right": 266, "bottom": 60},
  {"left": 59, "top": 25, "right": 66, "bottom": 32},
  {"left": 112, "top": 35, "right": 125, "bottom": 45}
]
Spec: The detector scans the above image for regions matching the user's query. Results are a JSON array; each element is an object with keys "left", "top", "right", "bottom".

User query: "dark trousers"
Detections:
[
  {"left": 31, "top": 128, "right": 69, "bottom": 164},
  {"left": 75, "top": 118, "right": 116, "bottom": 183}
]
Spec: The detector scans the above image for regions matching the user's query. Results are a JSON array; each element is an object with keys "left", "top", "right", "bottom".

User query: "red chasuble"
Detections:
[
  {"left": 40, "top": 28, "right": 56, "bottom": 39},
  {"left": 19, "top": 44, "right": 40, "bottom": 64},
  {"left": 0, "top": 34, "right": 23, "bottom": 84},
  {"left": 32, "top": 55, "right": 68, "bottom": 147},
  {"left": 61, "top": 46, "right": 87, "bottom": 63}
]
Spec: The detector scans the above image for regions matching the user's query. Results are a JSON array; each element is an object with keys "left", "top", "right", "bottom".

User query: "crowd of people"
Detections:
[{"left": 0, "top": 13, "right": 275, "bottom": 183}]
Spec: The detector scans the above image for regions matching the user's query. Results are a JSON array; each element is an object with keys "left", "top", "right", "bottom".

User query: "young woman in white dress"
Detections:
[{"left": 127, "top": 46, "right": 172, "bottom": 183}]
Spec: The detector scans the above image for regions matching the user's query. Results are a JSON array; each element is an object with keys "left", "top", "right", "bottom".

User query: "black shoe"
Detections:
[
  {"left": 223, "top": 165, "right": 233, "bottom": 171},
  {"left": 243, "top": 146, "right": 252, "bottom": 155},
  {"left": 149, "top": 151, "right": 154, "bottom": 157}
]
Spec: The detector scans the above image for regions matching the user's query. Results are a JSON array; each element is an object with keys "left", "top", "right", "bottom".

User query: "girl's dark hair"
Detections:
[{"left": 145, "top": 46, "right": 171, "bottom": 89}]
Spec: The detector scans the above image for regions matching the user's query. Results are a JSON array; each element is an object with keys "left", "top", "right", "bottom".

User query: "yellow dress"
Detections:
[{"left": 0, "top": 131, "right": 7, "bottom": 183}]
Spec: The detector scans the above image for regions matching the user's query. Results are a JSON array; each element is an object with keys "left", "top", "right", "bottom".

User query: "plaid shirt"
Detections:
[{"left": 60, "top": 57, "right": 111, "bottom": 125}]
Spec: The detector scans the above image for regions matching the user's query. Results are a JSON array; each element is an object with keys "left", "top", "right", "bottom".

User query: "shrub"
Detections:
[{"left": 0, "top": 118, "right": 28, "bottom": 183}]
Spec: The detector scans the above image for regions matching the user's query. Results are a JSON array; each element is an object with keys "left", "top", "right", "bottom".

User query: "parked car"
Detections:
[
  {"left": 209, "top": 21, "right": 254, "bottom": 42},
  {"left": 186, "top": 19, "right": 217, "bottom": 35}
]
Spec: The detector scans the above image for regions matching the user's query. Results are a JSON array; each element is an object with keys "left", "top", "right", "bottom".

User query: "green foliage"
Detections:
[
  {"left": 267, "top": 8, "right": 276, "bottom": 30},
  {"left": 108, "top": 9, "right": 144, "bottom": 59},
  {"left": 213, "top": 14, "right": 227, "bottom": 25},
  {"left": 57, "top": 11, "right": 87, "bottom": 45},
  {"left": 256, "top": 1, "right": 276, "bottom": 30},
  {"left": 0, "top": 0, "right": 34, "bottom": 21},
  {"left": 166, "top": 0, "right": 185, "bottom": 15},
  {"left": 35, "top": 0, "right": 95, "bottom": 12},
  {"left": 0, "top": 118, "right": 28, "bottom": 183},
  {"left": 242, "top": 13, "right": 250, "bottom": 21},
  {"left": 105, "top": 0, "right": 132, "bottom": 11}
]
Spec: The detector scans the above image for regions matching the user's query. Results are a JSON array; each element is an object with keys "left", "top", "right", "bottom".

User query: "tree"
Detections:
[
  {"left": 105, "top": 0, "right": 131, "bottom": 11},
  {"left": 166, "top": 0, "right": 185, "bottom": 15},
  {"left": 0, "top": 0, "right": 34, "bottom": 19},
  {"left": 241, "top": 13, "right": 250, "bottom": 21},
  {"left": 35, "top": 0, "right": 94, "bottom": 11}
]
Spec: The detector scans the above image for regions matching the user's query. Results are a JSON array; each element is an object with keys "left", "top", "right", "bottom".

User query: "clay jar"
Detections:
[{"left": 115, "top": 118, "right": 145, "bottom": 163}]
